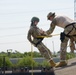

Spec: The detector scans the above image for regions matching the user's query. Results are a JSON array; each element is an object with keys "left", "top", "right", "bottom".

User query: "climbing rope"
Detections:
[
  {"left": 31, "top": 44, "right": 33, "bottom": 75},
  {"left": 37, "top": 34, "right": 60, "bottom": 38}
]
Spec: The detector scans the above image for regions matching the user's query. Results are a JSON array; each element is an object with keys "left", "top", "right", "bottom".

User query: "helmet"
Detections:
[
  {"left": 47, "top": 12, "right": 55, "bottom": 20},
  {"left": 31, "top": 17, "right": 39, "bottom": 22}
]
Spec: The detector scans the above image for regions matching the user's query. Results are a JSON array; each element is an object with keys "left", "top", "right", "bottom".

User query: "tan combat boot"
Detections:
[
  {"left": 55, "top": 61, "right": 67, "bottom": 68},
  {"left": 49, "top": 60, "right": 56, "bottom": 67}
]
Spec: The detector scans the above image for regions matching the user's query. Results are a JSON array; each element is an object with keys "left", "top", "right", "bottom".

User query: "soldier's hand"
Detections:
[{"left": 40, "top": 29, "right": 45, "bottom": 34}]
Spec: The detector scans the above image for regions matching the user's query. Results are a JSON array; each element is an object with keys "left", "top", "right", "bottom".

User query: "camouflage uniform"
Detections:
[
  {"left": 27, "top": 25, "right": 52, "bottom": 60},
  {"left": 27, "top": 17, "right": 56, "bottom": 67},
  {"left": 47, "top": 12, "right": 76, "bottom": 67},
  {"left": 27, "top": 16, "right": 52, "bottom": 60}
]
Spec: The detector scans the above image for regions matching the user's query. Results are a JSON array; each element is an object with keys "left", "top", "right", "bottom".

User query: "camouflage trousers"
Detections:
[
  {"left": 60, "top": 23, "right": 76, "bottom": 61},
  {"left": 36, "top": 42, "right": 52, "bottom": 60},
  {"left": 69, "top": 37, "right": 76, "bottom": 53}
]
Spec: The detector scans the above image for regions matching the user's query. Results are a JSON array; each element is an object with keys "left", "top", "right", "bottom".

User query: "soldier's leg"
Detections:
[
  {"left": 40, "top": 43, "right": 53, "bottom": 57},
  {"left": 69, "top": 37, "right": 75, "bottom": 53},
  {"left": 72, "top": 36, "right": 76, "bottom": 50},
  {"left": 56, "top": 24, "right": 76, "bottom": 67},
  {"left": 60, "top": 36, "right": 69, "bottom": 60},
  {"left": 56, "top": 34, "right": 69, "bottom": 67},
  {"left": 37, "top": 42, "right": 56, "bottom": 67}
]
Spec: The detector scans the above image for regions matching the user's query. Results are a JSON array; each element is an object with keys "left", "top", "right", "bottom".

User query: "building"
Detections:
[{"left": 74, "top": 0, "right": 76, "bottom": 20}]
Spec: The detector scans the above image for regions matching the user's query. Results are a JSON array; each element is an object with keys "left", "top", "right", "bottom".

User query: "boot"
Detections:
[
  {"left": 49, "top": 60, "right": 56, "bottom": 67},
  {"left": 55, "top": 61, "right": 67, "bottom": 68}
]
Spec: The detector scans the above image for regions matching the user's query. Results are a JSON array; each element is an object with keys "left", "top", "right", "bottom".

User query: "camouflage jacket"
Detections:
[{"left": 27, "top": 25, "right": 47, "bottom": 45}]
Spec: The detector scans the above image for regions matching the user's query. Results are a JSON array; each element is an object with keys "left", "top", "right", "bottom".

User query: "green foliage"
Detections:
[
  {"left": 17, "top": 56, "right": 38, "bottom": 68},
  {"left": 41, "top": 60, "right": 50, "bottom": 67},
  {"left": 0, "top": 56, "right": 12, "bottom": 67},
  {"left": 66, "top": 53, "right": 76, "bottom": 60},
  {"left": 24, "top": 51, "right": 42, "bottom": 57},
  {"left": 33, "top": 51, "right": 42, "bottom": 57},
  {"left": 0, "top": 51, "right": 42, "bottom": 58},
  {"left": 9, "top": 52, "right": 23, "bottom": 58},
  {"left": 5, "top": 57, "right": 13, "bottom": 67},
  {"left": 0, "top": 57, "right": 3, "bottom": 67}
]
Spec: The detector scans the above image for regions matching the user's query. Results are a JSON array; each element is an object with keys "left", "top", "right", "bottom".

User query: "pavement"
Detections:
[{"left": 54, "top": 57, "right": 76, "bottom": 75}]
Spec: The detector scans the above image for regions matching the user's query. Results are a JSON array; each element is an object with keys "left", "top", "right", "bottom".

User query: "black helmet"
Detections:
[
  {"left": 31, "top": 17, "right": 39, "bottom": 22},
  {"left": 47, "top": 12, "right": 55, "bottom": 20}
]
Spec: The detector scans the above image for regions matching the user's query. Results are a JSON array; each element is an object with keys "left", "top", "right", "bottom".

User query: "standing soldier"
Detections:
[
  {"left": 46, "top": 12, "right": 76, "bottom": 67},
  {"left": 27, "top": 17, "right": 56, "bottom": 67}
]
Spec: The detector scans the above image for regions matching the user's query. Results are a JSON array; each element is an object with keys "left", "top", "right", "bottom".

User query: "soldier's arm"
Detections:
[
  {"left": 37, "top": 29, "right": 48, "bottom": 36},
  {"left": 27, "top": 30, "right": 34, "bottom": 44},
  {"left": 46, "top": 22, "right": 56, "bottom": 35}
]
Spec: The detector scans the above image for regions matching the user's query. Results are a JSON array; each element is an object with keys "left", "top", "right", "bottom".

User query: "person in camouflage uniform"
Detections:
[
  {"left": 46, "top": 12, "right": 76, "bottom": 67},
  {"left": 27, "top": 17, "right": 56, "bottom": 67}
]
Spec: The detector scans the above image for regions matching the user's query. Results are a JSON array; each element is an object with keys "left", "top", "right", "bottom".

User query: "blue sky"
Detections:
[{"left": 0, "top": 0, "right": 75, "bottom": 53}]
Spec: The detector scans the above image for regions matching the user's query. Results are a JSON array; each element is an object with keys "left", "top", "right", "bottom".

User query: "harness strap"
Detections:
[
  {"left": 65, "top": 23, "right": 76, "bottom": 28},
  {"left": 35, "top": 38, "right": 44, "bottom": 46},
  {"left": 65, "top": 23, "right": 76, "bottom": 35}
]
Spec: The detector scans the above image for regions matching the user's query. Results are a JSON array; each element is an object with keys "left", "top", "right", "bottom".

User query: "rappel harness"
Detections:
[
  {"left": 35, "top": 38, "right": 44, "bottom": 46},
  {"left": 65, "top": 22, "right": 76, "bottom": 37},
  {"left": 60, "top": 23, "right": 76, "bottom": 42}
]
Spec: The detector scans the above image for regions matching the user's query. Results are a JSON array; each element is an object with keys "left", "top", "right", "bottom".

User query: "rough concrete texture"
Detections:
[{"left": 54, "top": 57, "right": 76, "bottom": 75}]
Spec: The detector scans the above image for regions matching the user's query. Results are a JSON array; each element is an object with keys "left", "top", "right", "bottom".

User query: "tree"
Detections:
[
  {"left": 0, "top": 57, "right": 3, "bottom": 67},
  {"left": 5, "top": 57, "right": 13, "bottom": 67}
]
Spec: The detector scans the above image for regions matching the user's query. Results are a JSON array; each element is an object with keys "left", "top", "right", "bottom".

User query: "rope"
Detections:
[
  {"left": 31, "top": 44, "right": 33, "bottom": 75},
  {"left": 37, "top": 34, "right": 60, "bottom": 38}
]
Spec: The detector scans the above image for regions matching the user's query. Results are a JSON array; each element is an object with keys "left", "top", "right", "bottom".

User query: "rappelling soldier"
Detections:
[{"left": 27, "top": 17, "right": 56, "bottom": 67}]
